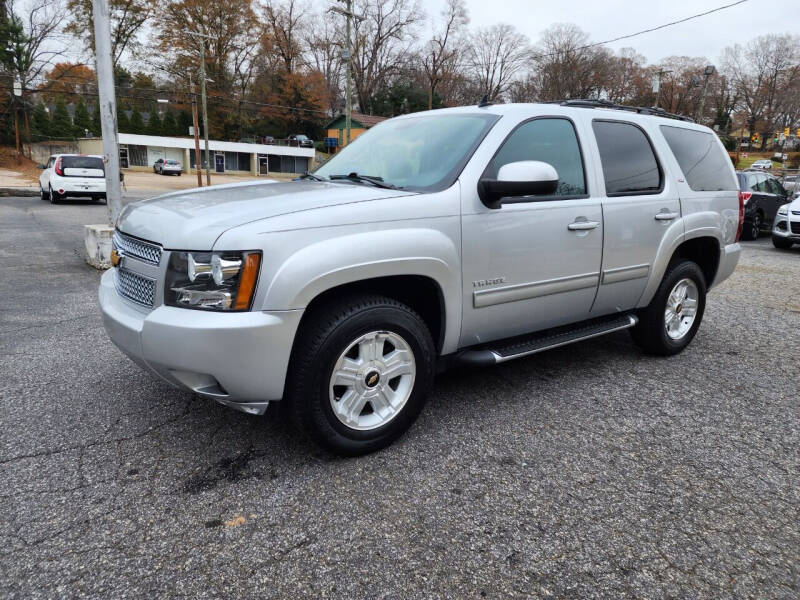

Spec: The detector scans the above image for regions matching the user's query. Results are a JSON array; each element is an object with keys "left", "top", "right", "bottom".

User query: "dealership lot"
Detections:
[{"left": 1, "top": 196, "right": 798, "bottom": 598}]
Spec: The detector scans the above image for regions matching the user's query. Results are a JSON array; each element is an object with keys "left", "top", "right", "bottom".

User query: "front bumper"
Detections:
[
  {"left": 99, "top": 269, "right": 303, "bottom": 414},
  {"left": 772, "top": 212, "right": 800, "bottom": 242}
]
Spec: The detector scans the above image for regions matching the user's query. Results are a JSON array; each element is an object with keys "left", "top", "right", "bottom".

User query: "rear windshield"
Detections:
[
  {"left": 660, "top": 126, "right": 737, "bottom": 192},
  {"left": 165, "top": 160, "right": 179, "bottom": 165},
  {"left": 62, "top": 156, "right": 104, "bottom": 171}
]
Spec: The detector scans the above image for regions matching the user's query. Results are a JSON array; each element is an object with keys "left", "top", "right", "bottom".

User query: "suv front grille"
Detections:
[
  {"left": 113, "top": 231, "right": 162, "bottom": 265},
  {"left": 114, "top": 268, "right": 156, "bottom": 307},
  {"left": 791, "top": 222, "right": 800, "bottom": 234}
]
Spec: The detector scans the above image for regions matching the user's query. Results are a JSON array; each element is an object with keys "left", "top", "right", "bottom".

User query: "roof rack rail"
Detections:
[{"left": 549, "top": 99, "right": 695, "bottom": 123}]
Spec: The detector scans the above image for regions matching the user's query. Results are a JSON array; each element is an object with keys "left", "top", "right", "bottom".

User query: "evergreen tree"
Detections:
[
  {"left": 117, "top": 106, "right": 130, "bottom": 133},
  {"left": 31, "top": 101, "right": 51, "bottom": 139},
  {"left": 50, "top": 98, "right": 73, "bottom": 139},
  {"left": 161, "top": 110, "right": 178, "bottom": 136},
  {"left": 129, "top": 107, "right": 145, "bottom": 134},
  {"left": 146, "top": 109, "right": 162, "bottom": 136},
  {"left": 90, "top": 104, "right": 101, "bottom": 136},
  {"left": 72, "top": 99, "right": 91, "bottom": 137},
  {"left": 177, "top": 109, "right": 192, "bottom": 137}
]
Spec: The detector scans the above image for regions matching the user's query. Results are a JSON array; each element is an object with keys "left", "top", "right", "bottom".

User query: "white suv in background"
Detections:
[{"left": 38, "top": 154, "right": 107, "bottom": 204}]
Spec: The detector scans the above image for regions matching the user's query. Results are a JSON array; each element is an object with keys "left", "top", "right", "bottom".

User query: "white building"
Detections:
[{"left": 77, "top": 133, "right": 315, "bottom": 176}]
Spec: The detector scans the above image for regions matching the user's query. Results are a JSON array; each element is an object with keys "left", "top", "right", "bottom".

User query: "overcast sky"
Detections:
[{"left": 433, "top": 0, "right": 799, "bottom": 64}]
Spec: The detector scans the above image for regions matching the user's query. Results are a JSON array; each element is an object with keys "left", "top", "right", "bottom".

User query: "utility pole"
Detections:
[
  {"left": 13, "top": 78, "right": 22, "bottom": 164},
  {"left": 653, "top": 68, "right": 672, "bottom": 110},
  {"left": 189, "top": 74, "right": 203, "bottom": 188},
  {"left": 183, "top": 29, "right": 217, "bottom": 186},
  {"left": 331, "top": 1, "right": 364, "bottom": 147},
  {"left": 92, "top": 0, "right": 123, "bottom": 224},
  {"left": 697, "top": 65, "right": 715, "bottom": 125}
]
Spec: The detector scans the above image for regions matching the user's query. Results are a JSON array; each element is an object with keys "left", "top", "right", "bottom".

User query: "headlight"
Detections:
[
  {"left": 777, "top": 205, "right": 789, "bottom": 216},
  {"left": 165, "top": 250, "right": 261, "bottom": 311}
]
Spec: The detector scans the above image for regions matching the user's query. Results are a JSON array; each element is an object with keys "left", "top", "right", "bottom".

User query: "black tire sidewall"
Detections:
[
  {"left": 650, "top": 262, "right": 707, "bottom": 354},
  {"left": 292, "top": 300, "right": 435, "bottom": 455}
]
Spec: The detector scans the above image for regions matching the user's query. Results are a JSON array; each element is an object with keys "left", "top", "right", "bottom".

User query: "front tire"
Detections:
[
  {"left": 285, "top": 295, "right": 435, "bottom": 456},
  {"left": 772, "top": 236, "right": 793, "bottom": 249},
  {"left": 630, "top": 261, "right": 706, "bottom": 356}
]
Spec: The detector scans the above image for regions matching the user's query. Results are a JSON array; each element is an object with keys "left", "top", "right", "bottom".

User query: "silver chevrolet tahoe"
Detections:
[{"left": 100, "top": 101, "right": 742, "bottom": 455}]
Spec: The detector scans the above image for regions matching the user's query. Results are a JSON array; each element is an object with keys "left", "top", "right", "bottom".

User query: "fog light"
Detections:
[{"left": 777, "top": 221, "right": 787, "bottom": 231}]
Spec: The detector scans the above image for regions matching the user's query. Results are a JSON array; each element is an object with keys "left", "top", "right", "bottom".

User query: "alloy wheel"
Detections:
[
  {"left": 664, "top": 278, "right": 699, "bottom": 340},
  {"left": 328, "top": 330, "right": 416, "bottom": 431}
]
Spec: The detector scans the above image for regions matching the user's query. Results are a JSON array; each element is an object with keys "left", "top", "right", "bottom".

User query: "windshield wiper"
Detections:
[
  {"left": 297, "top": 172, "right": 327, "bottom": 181},
  {"left": 328, "top": 172, "right": 399, "bottom": 189}
]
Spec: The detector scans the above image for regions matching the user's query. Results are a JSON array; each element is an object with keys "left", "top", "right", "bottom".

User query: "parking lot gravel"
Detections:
[{"left": 1, "top": 195, "right": 799, "bottom": 599}]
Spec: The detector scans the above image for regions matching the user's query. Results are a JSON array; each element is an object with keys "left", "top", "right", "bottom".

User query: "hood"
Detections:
[{"left": 117, "top": 180, "right": 414, "bottom": 249}]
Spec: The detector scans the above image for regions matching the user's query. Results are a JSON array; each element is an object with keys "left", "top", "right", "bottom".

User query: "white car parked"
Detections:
[
  {"left": 38, "top": 154, "right": 107, "bottom": 204},
  {"left": 750, "top": 159, "right": 773, "bottom": 170}
]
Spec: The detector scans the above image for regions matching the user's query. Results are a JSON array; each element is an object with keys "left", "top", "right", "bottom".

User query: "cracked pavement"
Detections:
[{"left": 1, "top": 196, "right": 799, "bottom": 598}]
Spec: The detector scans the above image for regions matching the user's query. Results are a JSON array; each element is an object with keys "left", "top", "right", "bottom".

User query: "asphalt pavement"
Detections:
[{"left": 1, "top": 195, "right": 799, "bottom": 599}]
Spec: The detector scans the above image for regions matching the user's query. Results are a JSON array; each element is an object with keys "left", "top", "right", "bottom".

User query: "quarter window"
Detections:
[
  {"left": 485, "top": 118, "right": 586, "bottom": 197},
  {"left": 592, "top": 120, "right": 662, "bottom": 195},
  {"left": 660, "top": 126, "right": 737, "bottom": 191}
]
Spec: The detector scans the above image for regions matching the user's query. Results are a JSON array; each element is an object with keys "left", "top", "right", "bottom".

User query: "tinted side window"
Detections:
[
  {"left": 592, "top": 121, "right": 661, "bottom": 195},
  {"left": 766, "top": 178, "right": 785, "bottom": 196},
  {"left": 660, "top": 126, "right": 738, "bottom": 192},
  {"left": 752, "top": 173, "right": 768, "bottom": 192},
  {"left": 486, "top": 118, "right": 586, "bottom": 197}
]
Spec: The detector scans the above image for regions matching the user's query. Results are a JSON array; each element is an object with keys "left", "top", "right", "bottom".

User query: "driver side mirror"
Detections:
[{"left": 478, "top": 161, "right": 559, "bottom": 209}]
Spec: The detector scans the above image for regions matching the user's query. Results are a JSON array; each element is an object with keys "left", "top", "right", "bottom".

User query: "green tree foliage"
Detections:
[
  {"left": 161, "top": 110, "right": 178, "bottom": 136},
  {"left": 91, "top": 104, "right": 102, "bottom": 136},
  {"left": 72, "top": 100, "right": 92, "bottom": 137},
  {"left": 146, "top": 110, "right": 162, "bottom": 136},
  {"left": 31, "top": 102, "right": 51, "bottom": 139},
  {"left": 177, "top": 109, "right": 192, "bottom": 137},
  {"left": 117, "top": 106, "right": 131, "bottom": 132},
  {"left": 49, "top": 99, "right": 74, "bottom": 139},
  {"left": 129, "top": 106, "right": 145, "bottom": 134}
]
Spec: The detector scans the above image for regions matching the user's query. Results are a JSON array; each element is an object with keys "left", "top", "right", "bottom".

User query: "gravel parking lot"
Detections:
[{"left": 2, "top": 195, "right": 798, "bottom": 599}]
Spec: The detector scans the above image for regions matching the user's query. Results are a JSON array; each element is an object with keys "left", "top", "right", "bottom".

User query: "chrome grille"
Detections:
[
  {"left": 114, "top": 268, "right": 156, "bottom": 307},
  {"left": 113, "top": 231, "right": 162, "bottom": 265}
]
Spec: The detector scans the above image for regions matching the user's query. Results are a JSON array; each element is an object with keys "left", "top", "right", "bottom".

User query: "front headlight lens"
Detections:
[
  {"left": 777, "top": 205, "right": 789, "bottom": 216},
  {"left": 165, "top": 250, "right": 261, "bottom": 311}
]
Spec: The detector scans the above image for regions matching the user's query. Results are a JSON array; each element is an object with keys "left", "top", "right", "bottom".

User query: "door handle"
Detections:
[
  {"left": 654, "top": 211, "right": 679, "bottom": 221},
  {"left": 567, "top": 220, "right": 600, "bottom": 231}
]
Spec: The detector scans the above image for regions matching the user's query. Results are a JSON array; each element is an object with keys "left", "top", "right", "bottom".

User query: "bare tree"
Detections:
[
  {"left": 722, "top": 34, "right": 799, "bottom": 148},
  {"left": 66, "top": 0, "right": 156, "bottom": 68},
  {"left": 302, "top": 15, "right": 343, "bottom": 117},
  {"left": 421, "top": 0, "right": 467, "bottom": 109},
  {"left": 261, "top": 0, "right": 307, "bottom": 74},
  {"left": 5, "top": 0, "right": 68, "bottom": 90},
  {"left": 351, "top": 0, "right": 423, "bottom": 114},
  {"left": 468, "top": 23, "right": 529, "bottom": 102}
]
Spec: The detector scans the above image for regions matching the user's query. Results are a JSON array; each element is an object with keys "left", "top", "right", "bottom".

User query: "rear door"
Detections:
[
  {"left": 61, "top": 156, "right": 105, "bottom": 193},
  {"left": 589, "top": 119, "right": 681, "bottom": 315},
  {"left": 764, "top": 177, "right": 788, "bottom": 222}
]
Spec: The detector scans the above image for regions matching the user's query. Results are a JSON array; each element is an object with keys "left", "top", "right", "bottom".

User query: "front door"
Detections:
[
  {"left": 460, "top": 117, "right": 603, "bottom": 347},
  {"left": 589, "top": 119, "right": 682, "bottom": 315},
  {"left": 215, "top": 154, "right": 225, "bottom": 173}
]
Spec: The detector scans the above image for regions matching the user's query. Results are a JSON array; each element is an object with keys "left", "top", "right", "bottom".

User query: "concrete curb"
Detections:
[{"left": 0, "top": 187, "right": 40, "bottom": 197}]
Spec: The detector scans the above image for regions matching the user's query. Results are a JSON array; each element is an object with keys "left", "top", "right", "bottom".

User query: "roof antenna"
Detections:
[{"left": 478, "top": 94, "right": 492, "bottom": 108}]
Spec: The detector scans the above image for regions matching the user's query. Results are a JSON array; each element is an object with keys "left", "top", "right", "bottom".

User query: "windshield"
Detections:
[{"left": 315, "top": 113, "right": 499, "bottom": 191}]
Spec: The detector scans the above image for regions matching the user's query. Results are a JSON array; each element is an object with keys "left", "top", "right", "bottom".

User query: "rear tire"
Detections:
[
  {"left": 40, "top": 185, "right": 47, "bottom": 200},
  {"left": 285, "top": 294, "right": 435, "bottom": 456},
  {"left": 742, "top": 215, "right": 761, "bottom": 241},
  {"left": 630, "top": 260, "right": 706, "bottom": 356},
  {"left": 772, "top": 236, "right": 793, "bottom": 249}
]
